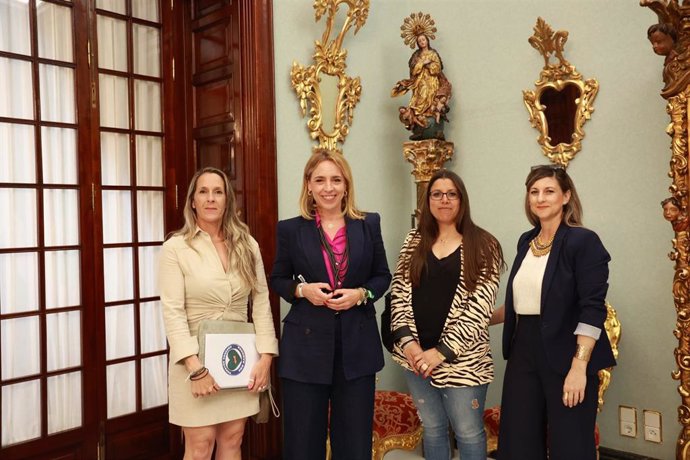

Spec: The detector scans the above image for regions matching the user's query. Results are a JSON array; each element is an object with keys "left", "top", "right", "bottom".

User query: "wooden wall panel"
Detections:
[
  {"left": 195, "top": 23, "right": 231, "bottom": 72},
  {"left": 176, "top": 0, "right": 279, "bottom": 457},
  {"left": 196, "top": 80, "right": 233, "bottom": 125}
]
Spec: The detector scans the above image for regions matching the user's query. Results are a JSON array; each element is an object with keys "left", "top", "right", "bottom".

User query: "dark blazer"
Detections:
[
  {"left": 502, "top": 223, "right": 616, "bottom": 375},
  {"left": 270, "top": 213, "right": 392, "bottom": 384}
]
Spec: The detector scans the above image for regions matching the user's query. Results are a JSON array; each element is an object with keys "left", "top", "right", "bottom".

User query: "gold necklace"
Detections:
[{"left": 529, "top": 233, "right": 555, "bottom": 257}]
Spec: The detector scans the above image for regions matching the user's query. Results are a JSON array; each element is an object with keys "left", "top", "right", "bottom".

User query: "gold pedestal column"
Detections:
[{"left": 402, "top": 139, "right": 454, "bottom": 225}]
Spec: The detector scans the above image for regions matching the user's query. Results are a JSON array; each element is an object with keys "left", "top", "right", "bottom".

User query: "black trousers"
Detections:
[
  {"left": 281, "top": 316, "right": 376, "bottom": 460},
  {"left": 497, "top": 315, "right": 599, "bottom": 460}
]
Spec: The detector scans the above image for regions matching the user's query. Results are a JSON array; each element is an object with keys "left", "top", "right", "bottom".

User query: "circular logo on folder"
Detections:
[{"left": 222, "top": 344, "right": 246, "bottom": 376}]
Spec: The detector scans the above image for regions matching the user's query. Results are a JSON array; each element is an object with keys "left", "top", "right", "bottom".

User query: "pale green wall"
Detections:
[{"left": 274, "top": 1, "right": 676, "bottom": 457}]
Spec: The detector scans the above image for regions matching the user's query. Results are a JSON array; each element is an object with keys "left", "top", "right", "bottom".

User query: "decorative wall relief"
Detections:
[
  {"left": 641, "top": 1, "right": 690, "bottom": 458},
  {"left": 391, "top": 12, "right": 454, "bottom": 222},
  {"left": 291, "top": 0, "right": 370, "bottom": 153},
  {"left": 642, "top": 0, "right": 690, "bottom": 99},
  {"left": 522, "top": 18, "right": 598, "bottom": 168}
]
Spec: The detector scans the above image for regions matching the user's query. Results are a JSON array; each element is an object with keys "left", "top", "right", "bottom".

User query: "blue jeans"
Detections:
[{"left": 404, "top": 371, "right": 488, "bottom": 460}]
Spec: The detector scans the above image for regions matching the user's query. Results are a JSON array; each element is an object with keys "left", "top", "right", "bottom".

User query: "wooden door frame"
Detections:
[
  {"left": 170, "top": 0, "right": 281, "bottom": 457},
  {"left": 237, "top": 2, "right": 281, "bottom": 456}
]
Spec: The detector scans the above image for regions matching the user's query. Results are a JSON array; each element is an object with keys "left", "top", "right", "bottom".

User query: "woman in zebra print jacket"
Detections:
[{"left": 390, "top": 169, "right": 505, "bottom": 460}]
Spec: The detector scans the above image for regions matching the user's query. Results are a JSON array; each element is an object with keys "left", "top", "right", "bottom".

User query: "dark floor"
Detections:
[
  {"left": 599, "top": 447, "right": 662, "bottom": 460},
  {"left": 487, "top": 447, "right": 662, "bottom": 460}
]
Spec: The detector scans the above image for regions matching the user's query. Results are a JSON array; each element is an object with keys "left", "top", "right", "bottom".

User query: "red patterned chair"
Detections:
[
  {"left": 371, "top": 390, "right": 423, "bottom": 459},
  {"left": 484, "top": 303, "right": 620, "bottom": 457}
]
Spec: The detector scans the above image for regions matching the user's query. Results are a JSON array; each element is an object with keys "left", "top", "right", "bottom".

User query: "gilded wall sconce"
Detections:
[
  {"left": 291, "top": 0, "right": 370, "bottom": 153},
  {"left": 523, "top": 17, "right": 599, "bottom": 167}
]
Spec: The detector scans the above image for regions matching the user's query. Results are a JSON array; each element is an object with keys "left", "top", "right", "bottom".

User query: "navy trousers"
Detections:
[
  {"left": 281, "top": 316, "right": 376, "bottom": 460},
  {"left": 497, "top": 315, "right": 599, "bottom": 460}
]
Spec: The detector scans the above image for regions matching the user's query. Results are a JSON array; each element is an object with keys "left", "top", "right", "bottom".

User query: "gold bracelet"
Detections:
[{"left": 574, "top": 344, "right": 592, "bottom": 362}]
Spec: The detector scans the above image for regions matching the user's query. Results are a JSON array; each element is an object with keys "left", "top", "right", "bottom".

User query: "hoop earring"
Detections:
[
  {"left": 344, "top": 191, "right": 348, "bottom": 197},
  {"left": 308, "top": 190, "right": 312, "bottom": 196}
]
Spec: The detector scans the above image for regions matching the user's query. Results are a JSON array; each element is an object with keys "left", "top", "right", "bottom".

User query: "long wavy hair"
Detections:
[
  {"left": 299, "top": 149, "right": 364, "bottom": 220},
  {"left": 524, "top": 165, "right": 583, "bottom": 227},
  {"left": 408, "top": 169, "right": 505, "bottom": 291},
  {"left": 175, "top": 167, "right": 257, "bottom": 289}
]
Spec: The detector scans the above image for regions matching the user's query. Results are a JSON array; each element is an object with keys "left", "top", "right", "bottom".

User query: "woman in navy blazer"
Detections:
[
  {"left": 496, "top": 165, "right": 615, "bottom": 460},
  {"left": 270, "top": 149, "right": 391, "bottom": 460}
]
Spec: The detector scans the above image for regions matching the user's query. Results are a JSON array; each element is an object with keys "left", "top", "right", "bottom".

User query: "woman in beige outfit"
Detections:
[{"left": 159, "top": 167, "right": 278, "bottom": 460}]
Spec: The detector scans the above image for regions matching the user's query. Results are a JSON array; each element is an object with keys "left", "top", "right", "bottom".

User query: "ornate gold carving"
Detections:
[
  {"left": 326, "top": 429, "right": 423, "bottom": 460},
  {"left": 371, "top": 428, "right": 424, "bottom": 460},
  {"left": 522, "top": 18, "right": 599, "bottom": 167},
  {"left": 597, "top": 302, "right": 621, "bottom": 412},
  {"left": 291, "top": 0, "right": 369, "bottom": 153},
  {"left": 402, "top": 139, "right": 454, "bottom": 215},
  {"left": 641, "top": 0, "right": 690, "bottom": 99},
  {"left": 664, "top": 85, "right": 690, "bottom": 460},
  {"left": 639, "top": 0, "right": 690, "bottom": 443}
]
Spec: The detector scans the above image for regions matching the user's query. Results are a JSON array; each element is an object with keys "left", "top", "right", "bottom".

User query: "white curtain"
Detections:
[
  {"left": 99, "top": 8, "right": 167, "bottom": 418},
  {"left": 2, "top": 0, "right": 167, "bottom": 446},
  {"left": 1, "top": 0, "right": 81, "bottom": 446}
]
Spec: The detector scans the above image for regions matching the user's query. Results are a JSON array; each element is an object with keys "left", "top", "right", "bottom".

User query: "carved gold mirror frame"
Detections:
[
  {"left": 641, "top": 2, "right": 690, "bottom": 457},
  {"left": 291, "top": 0, "right": 370, "bottom": 153},
  {"left": 523, "top": 18, "right": 599, "bottom": 167}
]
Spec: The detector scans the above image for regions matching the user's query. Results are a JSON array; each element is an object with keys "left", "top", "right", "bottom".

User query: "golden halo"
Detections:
[{"left": 400, "top": 12, "right": 437, "bottom": 49}]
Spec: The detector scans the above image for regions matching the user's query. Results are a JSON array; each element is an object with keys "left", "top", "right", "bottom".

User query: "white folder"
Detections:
[{"left": 198, "top": 320, "right": 260, "bottom": 390}]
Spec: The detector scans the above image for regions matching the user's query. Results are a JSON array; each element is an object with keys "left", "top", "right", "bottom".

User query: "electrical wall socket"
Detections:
[
  {"left": 619, "top": 406, "right": 637, "bottom": 438},
  {"left": 621, "top": 421, "right": 637, "bottom": 438},
  {"left": 644, "top": 426, "right": 661, "bottom": 443},
  {"left": 643, "top": 410, "right": 662, "bottom": 443}
]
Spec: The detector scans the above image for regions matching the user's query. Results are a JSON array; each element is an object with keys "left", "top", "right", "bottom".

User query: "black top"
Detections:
[{"left": 412, "top": 245, "right": 462, "bottom": 350}]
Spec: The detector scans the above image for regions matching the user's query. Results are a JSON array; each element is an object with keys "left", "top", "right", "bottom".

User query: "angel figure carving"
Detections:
[
  {"left": 392, "top": 12, "right": 452, "bottom": 141},
  {"left": 662, "top": 196, "right": 689, "bottom": 232}
]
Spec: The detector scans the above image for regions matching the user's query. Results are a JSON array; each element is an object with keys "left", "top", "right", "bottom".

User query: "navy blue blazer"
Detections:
[
  {"left": 270, "top": 213, "right": 392, "bottom": 384},
  {"left": 502, "top": 223, "right": 616, "bottom": 376}
]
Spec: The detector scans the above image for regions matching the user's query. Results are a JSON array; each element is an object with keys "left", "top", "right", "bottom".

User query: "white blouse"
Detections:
[{"left": 512, "top": 250, "right": 548, "bottom": 315}]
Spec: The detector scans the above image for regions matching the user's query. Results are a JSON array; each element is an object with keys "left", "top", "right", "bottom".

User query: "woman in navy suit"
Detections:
[
  {"left": 270, "top": 149, "right": 391, "bottom": 460},
  {"left": 497, "top": 165, "right": 615, "bottom": 460}
]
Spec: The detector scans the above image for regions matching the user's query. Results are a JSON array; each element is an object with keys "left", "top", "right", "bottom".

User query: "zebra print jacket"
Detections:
[{"left": 390, "top": 229, "right": 500, "bottom": 387}]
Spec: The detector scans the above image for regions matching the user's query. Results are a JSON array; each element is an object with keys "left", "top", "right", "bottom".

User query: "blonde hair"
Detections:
[
  {"left": 176, "top": 167, "right": 257, "bottom": 289},
  {"left": 298, "top": 149, "right": 364, "bottom": 220}
]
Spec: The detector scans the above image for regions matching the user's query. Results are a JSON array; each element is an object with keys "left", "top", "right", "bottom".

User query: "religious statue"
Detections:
[{"left": 392, "top": 12, "right": 452, "bottom": 141}]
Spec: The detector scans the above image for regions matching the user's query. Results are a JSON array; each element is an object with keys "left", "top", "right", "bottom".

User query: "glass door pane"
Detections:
[
  {"left": 0, "top": 1, "right": 82, "bottom": 448},
  {"left": 97, "top": 2, "right": 167, "bottom": 419}
]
